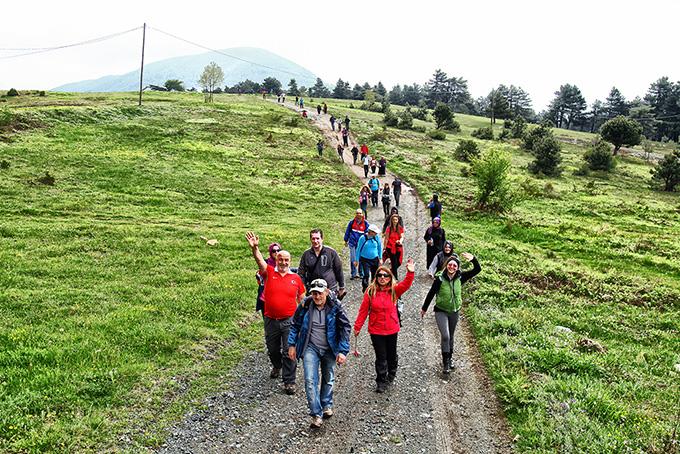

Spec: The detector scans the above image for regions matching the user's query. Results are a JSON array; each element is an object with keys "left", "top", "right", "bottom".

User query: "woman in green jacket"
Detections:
[{"left": 421, "top": 252, "right": 481, "bottom": 374}]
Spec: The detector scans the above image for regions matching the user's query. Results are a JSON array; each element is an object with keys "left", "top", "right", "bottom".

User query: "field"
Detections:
[
  {"left": 0, "top": 92, "right": 357, "bottom": 451},
  {"left": 1, "top": 92, "right": 679, "bottom": 453},
  {"left": 319, "top": 98, "right": 680, "bottom": 452}
]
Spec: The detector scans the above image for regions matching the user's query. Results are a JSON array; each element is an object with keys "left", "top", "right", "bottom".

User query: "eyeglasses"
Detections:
[
  {"left": 376, "top": 273, "right": 391, "bottom": 278},
  {"left": 272, "top": 249, "right": 280, "bottom": 253}
]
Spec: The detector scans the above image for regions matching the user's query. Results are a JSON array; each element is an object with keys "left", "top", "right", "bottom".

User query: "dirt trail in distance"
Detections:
[{"left": 157, "top": 99, "right": 514, "bottom": 453}]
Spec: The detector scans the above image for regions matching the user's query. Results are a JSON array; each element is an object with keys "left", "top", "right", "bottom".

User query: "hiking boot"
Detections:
[
  {"left": 442, "top": 352, "right": 451, "bottom": 374},
  {"left": 387, "top": 373, "right": 396, "bottom": 384},
  {"left": 322, "top": 408, "right": 334, "bottom": 419},
  {"left": 283, "top": 383, "right": 296, "bottom": 395},
  {"left": 375, "top": 382, "right": 387, "bottom": 393},
  {"left": 270, "top": 367, "right": 281, "bottom": 379},
  {"left": 310, "top": 415, "right": 323, "bottom": 429}
]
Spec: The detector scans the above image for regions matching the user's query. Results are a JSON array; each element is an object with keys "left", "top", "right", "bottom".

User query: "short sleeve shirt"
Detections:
[{"left": 263, "top": 265, "right": 305, "bottom": 319}]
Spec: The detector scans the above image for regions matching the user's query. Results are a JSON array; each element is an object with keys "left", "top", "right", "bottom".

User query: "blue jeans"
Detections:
[
  {"left": 302, "top": 344, "right": 336, "bottom": 417},
  {"left": 349, "top": 244, "right": 358, "bottom": 278}
]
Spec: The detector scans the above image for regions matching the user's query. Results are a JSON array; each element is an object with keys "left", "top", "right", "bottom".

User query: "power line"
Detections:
[
  {"left": 0, "top": 26, "right": 143, "bottom": 60},
  {"left": 148, "top": 26, "right": 312, "bottom": 81}
]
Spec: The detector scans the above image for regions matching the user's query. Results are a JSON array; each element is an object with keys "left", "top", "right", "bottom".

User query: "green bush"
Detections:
[
  {"left": 472, "top": 126, "right": 494, "bottom": 140},
  {"left": 383, "top": 108, "right": 398, "bottom": 127},
  {"left": 511, "top": 116, "right": 527, "bottom": 138},
  {"left": 528, "top": 135, "right": 562, "bottom": 176},
  {"left": 455, "top": 139, "right": 480, "bottom": 162},
  {"left": 584, "top": 139, "right": 616, "bottom": 171},
  {"left": 472, "top": 146, "right": 516, "bottom": 212},
  {"left": 427, "top": 129, "right": 446, "bottom": 140},
  {"left": 397, "top": 109, "right": 413, "bottom": 130},
  {"left": 413, "top": 106, "right": 429, "bottom": 121},
  {"left": 433, "top": 103, "right": 460, "bottom": 131},
  {"left": 523, "top": 122, "right": 553, "bottom": 151},
  {"left": 650, "top": 150, "right": 680, "bottom": 191},
  {"left": 6, "top": 88, "right": 19, "bottom": 97},
  {"left": 498, "top": 129, "right": 511, "bottom": 141}
]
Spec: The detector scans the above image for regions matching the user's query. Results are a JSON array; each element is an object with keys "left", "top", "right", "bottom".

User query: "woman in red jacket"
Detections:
[{"left": 354, "top": 259, "right": 415, "bottom": 393}]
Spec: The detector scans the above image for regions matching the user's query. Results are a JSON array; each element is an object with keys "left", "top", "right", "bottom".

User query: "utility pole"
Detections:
[{"left": 138, "top": 23, "right": 146, "bottom": 106}]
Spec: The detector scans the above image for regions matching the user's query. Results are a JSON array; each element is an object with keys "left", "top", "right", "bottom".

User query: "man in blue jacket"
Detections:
[
  {"left": 344, "top": 209, "right": 369, "bottom": 280},
  {"left": 288, "top": 279, "right": 351, "bottom": 429},
  {"left": 356, "top": 224, "right": 383, "bottom": 292}
]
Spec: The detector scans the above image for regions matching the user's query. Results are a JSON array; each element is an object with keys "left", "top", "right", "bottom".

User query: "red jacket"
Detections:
[{"left": 354, "top": 271, "right": 414, "bottom": 336}]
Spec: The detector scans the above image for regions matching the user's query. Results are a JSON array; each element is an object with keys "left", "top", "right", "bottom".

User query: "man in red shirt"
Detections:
[{"left": 246, "top": 231, "right": 305, "bottom": 395}]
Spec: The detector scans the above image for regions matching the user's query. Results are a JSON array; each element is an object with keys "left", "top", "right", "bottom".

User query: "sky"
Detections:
[{"left": 1, "top": 0, "right": 678, "bottom": 111}]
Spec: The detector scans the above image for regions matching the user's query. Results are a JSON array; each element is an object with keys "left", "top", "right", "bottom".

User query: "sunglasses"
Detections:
[
  {"left": 272, "top": 249, "right": 280, "bottom": 253},
  {"left": 376, "top": 273, "right": 391, "bottom": 278}
]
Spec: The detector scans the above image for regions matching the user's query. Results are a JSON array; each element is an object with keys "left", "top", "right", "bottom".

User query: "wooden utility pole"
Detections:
[{"left": 138, "top": 23, "right": 146, "bottom": 106}]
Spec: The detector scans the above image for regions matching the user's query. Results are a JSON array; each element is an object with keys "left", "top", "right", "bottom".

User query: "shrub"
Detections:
[
  {"left": 433, "top": 103, "right": 459, "bottom": 131},
  {"left": 0, "top": 160, "right": 9, "bottom": 169},
  {"left": 7, "top": 88, "right": 19, "bottom": 97},
  {"left": 472, "top": 126, "right": 494, "bottom": 140},
  {"left": 455, "top": 139, "right": 480, "bottom": 162},
  {"left": 397, "top": 108, "right": 413, "bottom": 130},
  {"left": 650, "top": 150, "right": 680, "bottom": 191},
  {"left": 383, "top": 108, "right": 398, "bottom": 127},
  {"left": 511, "top": 117, "right": 527, "bottom": 138},
  {"left": 427, "top": 129, "right": 446, "bottom": 140},
  {"left": 472, "top": 146, "right": 516, "bottom": 212},
  {"left": 286, "top": 115, "right": 300, "bottom": 127},
  {"left": 412, "top": 125, "right": 426, "bottom": 133},
  {"left": 523, "top": 122, "right": 553, "bottom": 151},
  {"left": 38, "top": 90, "right": 46, "bottom": 97},
  {"left": 37, "top": 171, "right": 55, "bottom": 186},
  {"left": 584, "top": 139, "right": 616, "bottom": 171},
  {"left": 519, "top": 177, "right": 542, "bottom": 197},
  {"left": 413, "top": 106, "right": 429, "bottom": 121},
  {"left": 528, "top": 135, "right": 562, "bottom": 176},
  {"left": 600, "top": 115, "right": 643, "bottom": 155},
  {"left": 498, "top": 129, "right": 511, "bottom": 141}
]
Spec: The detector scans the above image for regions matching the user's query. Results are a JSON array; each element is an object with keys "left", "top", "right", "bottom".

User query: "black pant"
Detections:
[
  {"left": 371, "top": 190, "right": 378, "bottom": 207},
  {"left": 264, "top": 316, "right": 297, "bottom": 384},
  {"left": 370, "top": 333, "right": 398, "bottom": 383},
  {"left": 363, "top": 165, "right": 369, "bottom": 178},
  {"left": 394, "top": 191, "right": 400, "bottom": 207},
  {"left": 384, "top": 248, "right": 401, "bottom": 280},
  {"left": 359, "top": 257, "right": 380, "bottom": 292}
]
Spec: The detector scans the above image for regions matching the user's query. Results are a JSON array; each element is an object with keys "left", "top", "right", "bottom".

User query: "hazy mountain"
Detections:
[{"left": 52, "top": 47, "right": 318, "bottom": 92}]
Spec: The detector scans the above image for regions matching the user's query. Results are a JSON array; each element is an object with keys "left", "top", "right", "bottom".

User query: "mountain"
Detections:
[{"left": 52, "top": 47, "right": 318, "bottom": 92}]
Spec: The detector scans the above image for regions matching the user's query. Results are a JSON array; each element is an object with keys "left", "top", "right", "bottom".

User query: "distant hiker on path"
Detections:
[
  {"left": 342, "top": 127, "right": 349, "bottom": 147},
  {"left": 323, "top": 102, "right": 328, "bottom": 114},
  {"left": 351, "top": 144, "right": 359, "bottom": 165},
  {"left": 421, "top": 253, "right": 481, "bottom": 374},
  {"left": 381, "top": 183, "right": 391, "bottom": 218},
  {"left": 353, "top": 259, "right": 415, "bottom": 393},
  {"left": 330, "top": 115, "right": 336, "bottom": 131},
  {"left": 368, "top": 175, "right": 380, "bottom": 208},
  {"left": 299, "top": 97, "right": 305, "bottom": 109},
  {"left": 427, "top": 241, "right": 457, "bottom": 278},
  {"left": 359, "top": 185, "right": 370, "bottom": 218},
  {"left": 344, "top": 209, "right": 369, "bottom": 281},
  {"left": 298, "top": 229, "right": 346, "bottom": 300},
  {"left": 360, "top": 143, "right": 369, "bottom": 161},
  {"left": 288, "top": 278, "right": 351, "bottom": 429},
  {"left": 344, "top": 115, "right": 350, "bottom": 130},
  {"left": 356, "top": 224, "right": 383, "bottom": 292},
  {"left": 362, "top": 154, "right": 370, "bottom": 178},
  {"left": 370, "top": 156, "right": 377, "bottom": 175},
  {"left": 382, "top": 207, "right": 403, "bottom": 234},
  {"left": 246, "top": 232, "right": 305, "bottom": 395},
  {"left": 378, "top": 157, "right": 387, "bottom": 176},
  {"left": 427, "top": 193, "right": 442, "bottom": 221},
  {"left": 295, "top": 96, "right": 299, "bottom": 105},
  {"left": 337, "top": 144, "right": 345, "bottom": 162},
  {"left": 317, "top": 140, "right": 324, "bottom": 157},
  {"left": 383, "top": 213, "right": 405, "bottom": 279},
  {"left": 391, "top": 177, "right": 402, "bottom": 207},
  {"left": 424, "top": 217, "right": 446, "bottom": 268},
  {"left": 317, "top": 104, "right": 322, "bottom": 115}
]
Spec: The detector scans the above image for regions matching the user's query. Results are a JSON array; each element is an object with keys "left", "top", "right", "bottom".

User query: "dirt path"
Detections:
[{"left": 157, "top": 100, "right": 514, "bottom": 453}]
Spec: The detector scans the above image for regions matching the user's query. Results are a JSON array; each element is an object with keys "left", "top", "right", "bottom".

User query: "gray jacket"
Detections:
[{"left": 297, "top": 246, "right": 345, "bottom": 291}]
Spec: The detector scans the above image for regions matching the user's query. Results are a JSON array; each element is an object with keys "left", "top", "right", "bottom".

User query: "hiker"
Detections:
[
  {"left": 424, "top": 217, "right": 446, "bottom": 269},
  {"left": 421, "top": 253, "right": 481, "bottom": 374},
  {"left": 350, "top": 144, "right": 359, "bottom": 165},
  {"left": 298, "top": 229, "right": 346, "bottom": 300},
  {"left": 316, "top": 139, "right": 324, "bottom": 157},
  {"left": 368, "top": 175, "right": 380, "bottom": 208},
  {"left": 256, "top": 242, "right": 281, "bottom": 316},
  {"left": 302, "top": 110, "right": 308, "bottom": 118},
  {"left": 427, "top": 241, "right": 457, "bottom": 278},
  {"left": 344, "top": 208, "right": 369, "bottom": 281},
  {"left": 360, "top": 143, "right": 369, "bottom": 161},
  {"left": 330, "top": 115, "right": 336, "bottom": 131},
  {"left": 370, "top": 156, "right": 377, "bottom": 175},
  {"left": 282, "top": 93, "right": 286, "bottom": 103},
  {"left": 288, "top": 278, "right": 351, "bottom": 429},
  {"left": 382, "top": 206, "right": 404, "bottom": 233},
  {"left": 337, "top": 143, "right": 344, "bottom": 162},
  {"left": 383, "top": 213, "right": 405, "bottom": 279},
  {"left": 362, "top": 154, "right": 370, "bottom": 178},
  {"left": 246, "top": 232, "right": 304, "bottom": 395},
  {"left": 354, "top": 259, "right": 415, "bottom": 393},
  {"left": 378, "top": 157, "right": 387, "bottom": 176},
  {"left": 295, "top": 96, "right": 299, "bottom": 105},
  {"left": 277, "top": 94, "right": 281, "bottom": 103},
  {"left": 344, "top": 115, "right": 350, "bottom": 131},
  {"left": 381, "top": 183, "right": 391, "bottom": 218},
  {"left": 342, "top": 127, "right": 349, "bottom": 147},
  {"left": 299, "top": 97, "right": 305, "bottom": 109},
  {"left": 323, "top": 102, "right": 328, "bottom": 114},
  {"left": 359, "top": 185, "right": 370, "bottom": 218},
  {"left": 427, "top": 193, "right": 442, "bottom": 220},
  {"left": 392, "top": 177, "right": 402, "bottom": 207},
  {"left": 356, "top": 224, "right": 383, "bottom": 292},
  {"left": 317, "top": 104, "right": 322, "bottom": 115}
]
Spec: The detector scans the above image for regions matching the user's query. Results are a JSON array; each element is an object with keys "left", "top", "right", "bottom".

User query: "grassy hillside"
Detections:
[
  {"left": 0, "top": 92, "right": 356, "bottom": 451},
  {"left": 319, "top": 98, "right": 680, "bottom": 453}
]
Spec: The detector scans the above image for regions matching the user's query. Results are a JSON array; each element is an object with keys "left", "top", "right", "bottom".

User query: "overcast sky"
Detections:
[{"left": 2, "top": 0, "right": 678, "bottom": 110}]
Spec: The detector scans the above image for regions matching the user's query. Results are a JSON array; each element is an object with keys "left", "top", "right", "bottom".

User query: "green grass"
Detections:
[
  {"left": 0, "top": 91, "right": 356, "bottom": 452},
  {"left": 315, "top": 97, "right": 680, "bottom": 453}
]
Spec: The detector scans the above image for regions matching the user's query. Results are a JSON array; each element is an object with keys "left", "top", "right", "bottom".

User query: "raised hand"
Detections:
[
  {"left": 405, "top": 258, "right": 415, "bottom": 273},
  {"left": 245, "top": 231, "right": 259, "bottom": 248},
  {"left": 461, "top": 252, "right": 474, "bottom": 261}
]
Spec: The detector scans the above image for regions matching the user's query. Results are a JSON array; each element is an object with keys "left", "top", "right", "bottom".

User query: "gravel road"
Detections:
[{"left": 157, "top": 100, "right": 514, "bottom": 454}]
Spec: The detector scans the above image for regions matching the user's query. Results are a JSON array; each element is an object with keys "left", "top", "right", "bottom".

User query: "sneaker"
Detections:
[
  {"left": 375, "top": 382, "right": 387, "bottom": 393},
  {"left": 283, "top": 383, "right": 296, "bottom": 395},
  {"left": 322, "top": 408, "right": 334, "bottom": 419},
  {"left": 270, "top": 367, "right": 281, "bottom": 379},
  {"left": 310, "top": 415, "right": 323, "bottom": 429}
]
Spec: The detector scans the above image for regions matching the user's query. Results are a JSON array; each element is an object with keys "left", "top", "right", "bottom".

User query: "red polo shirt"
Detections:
[{"left": 262, "top": 265, "right": 305, "bottom": 319}]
